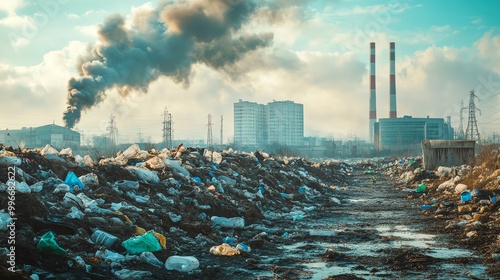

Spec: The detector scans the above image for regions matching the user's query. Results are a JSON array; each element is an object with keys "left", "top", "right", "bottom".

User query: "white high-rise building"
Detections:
[
  {"left": 267, "top": 100, "right": 304, "bottom": 146},
  {"left": 234, "top": 100, "right": 267, "bottom": 146},
  {"left": 233, "top": 100, "right": 304, "bottom": 147}
]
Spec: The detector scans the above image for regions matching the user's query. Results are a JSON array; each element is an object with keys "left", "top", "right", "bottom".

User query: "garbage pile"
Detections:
[
  {"left": 373, "top": 151, "right": 500, "bottom": 264},
  {"left": 0, "top": 143, "right": 351, "bottom": 279}
]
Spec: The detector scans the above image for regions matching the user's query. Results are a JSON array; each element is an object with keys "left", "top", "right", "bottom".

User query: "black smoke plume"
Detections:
[{"left": 63, "top": 0, "right": 273, "bottom": 128}]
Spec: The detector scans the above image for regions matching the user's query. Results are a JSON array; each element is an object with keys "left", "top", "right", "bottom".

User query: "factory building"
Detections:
[
  {"left": 234, "top": 100, "right": 304, "bottom": 147},
  {"left": 0, "top": 124, "right": 80, "bottom": 149},
  {"left": 378, "top": 116, "right": 454, "bottom": 151},
  {"left": 369, "top": 42, "right": 454, "bottom": 152}
]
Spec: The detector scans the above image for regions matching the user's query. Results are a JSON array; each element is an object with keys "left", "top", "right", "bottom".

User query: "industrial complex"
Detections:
[
  {"left": 369, "top": 42, "right": 455, "bottom": 153},
  {"left": 1, "top": 43, "right": 481, "bottom": 157}
]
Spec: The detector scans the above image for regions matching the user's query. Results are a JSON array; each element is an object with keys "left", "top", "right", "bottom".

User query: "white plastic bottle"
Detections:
[
  {"left": 165, "top": 256, "right": 200, "bottom": 272},
  {"left": 210, "top": 216, "right": 245, "bottom": 228}
]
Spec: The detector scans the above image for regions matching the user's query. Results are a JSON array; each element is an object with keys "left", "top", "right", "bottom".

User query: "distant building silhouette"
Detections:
[
  {"left": 377, "top": 116, "right": 454, "bottom": 152},
  {"left": 0, "top": 124, "right": 80, "bottom": 149}
]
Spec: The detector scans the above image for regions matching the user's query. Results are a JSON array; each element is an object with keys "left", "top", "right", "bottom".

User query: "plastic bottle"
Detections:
[
  {"left": 415, "top": 184, "right": 426, "bottom": 193},
  {"left": 461, "top": 191, "right": 472, "bottom": 203},
  {"left": 236, "top": 243, "right": 251, "bottom": 253},
  {"left": 165, "top": 256, "right": 200, "bottom": 272},
  {"left": 211, "top": 216, "right": 245, "bottom": 229},
  {"left": 91, "top": 230, "right": 119, "bottom": 248},
  {"left": 222, "top": 237, "right": 235, "bottom": 245},
  {"left": 420, "top": 205, "right": 432, "bottom": 210}
]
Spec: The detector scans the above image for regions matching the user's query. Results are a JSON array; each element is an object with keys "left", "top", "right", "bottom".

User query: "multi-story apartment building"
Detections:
[{"left": 234, "top": 100, "right": 304, "bottom": 147}]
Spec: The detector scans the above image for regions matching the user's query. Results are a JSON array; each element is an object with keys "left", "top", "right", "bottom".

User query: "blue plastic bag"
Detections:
[{"left": 64, "top": 171, "right": 84, "bottom": 191}]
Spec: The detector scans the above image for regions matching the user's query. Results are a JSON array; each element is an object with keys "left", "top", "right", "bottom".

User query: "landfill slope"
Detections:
[
  {"left": 0, "top": 144, "right": 351, "bottom": 279},
  {"left": 391, "top": 147, "right": 500, "bottom": 279},
  {"left": 2, "top": 144, "right": 499, "bottom": 279}
]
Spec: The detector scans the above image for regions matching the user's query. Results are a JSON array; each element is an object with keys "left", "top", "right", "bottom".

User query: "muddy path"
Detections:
[{"left": 181, "top": 166, "right": 491, "bottom": 280}]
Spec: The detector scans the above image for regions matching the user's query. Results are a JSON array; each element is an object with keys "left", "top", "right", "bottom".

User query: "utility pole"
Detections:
[
  {"left": 220, "top": 115, "right": 223, "bottom": 146},
  {"left": 162, "top": 107, "right": 173, "bottom": 148},
  {"left": 137, "top": 130, "right": 142, "bottom": 144},
  {"left": 458, "top": 100, "right": 466, "bottom": 140},
  {"left": 106, "top": 114, "right": 117, "bottom": 154},
  {"left": 465, "top": 90, "right": 481, "bottom": 143},
  {"left": 207, "top": 114, "right": 213, "bottom": 148}
]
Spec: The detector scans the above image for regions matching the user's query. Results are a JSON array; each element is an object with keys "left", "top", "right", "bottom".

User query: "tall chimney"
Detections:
[
  {"left": 369, "top": 42, "right": 376, "bottom": 143},
  {"left": 389, "top": 42, "right": 397, "bottom": 118}
]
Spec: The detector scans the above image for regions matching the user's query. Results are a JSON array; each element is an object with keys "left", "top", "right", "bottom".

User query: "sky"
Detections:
[{"left": 1, "top": 0, "right": 500, "bottom": 144}]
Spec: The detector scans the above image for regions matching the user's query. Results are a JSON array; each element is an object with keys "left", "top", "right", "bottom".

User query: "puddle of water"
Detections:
[
  {"left": 306, "top": 261, "right": 488, "bottom": 280},
  {"left": 283, "top": 241, "right": 390, "bottom": 257},
  {"left": 306, "top": 229, "right": 340, "bottom": 236},
  {"left": 394, "top": 225, "right": 410, "bottom": 231},
  {"left": 306, "top": 262, "right": 384, "bottom": 280},
  {"left": 426, "top": 248, "right": 476, "bottom": 259},
  {"left": 376, "top": 226, "right": 391, "bottom": 232},
  {"left": 279, "top": 222, "right": 489, "bottom": 279},
  {"left": 379, "top": 230, "right": 435, "bottom": 240},
  {"left": 348, "top": 198, "right": 368, "bottom": 203}
]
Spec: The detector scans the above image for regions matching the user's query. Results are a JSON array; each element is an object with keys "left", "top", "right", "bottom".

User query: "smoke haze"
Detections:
[{"left": 63, "top": 0, "right": 273, "bottom": 128}]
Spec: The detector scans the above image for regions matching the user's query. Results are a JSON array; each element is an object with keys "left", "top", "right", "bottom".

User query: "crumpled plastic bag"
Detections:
[
  {"left": 209, "top": 243, "right": 240, "bottom": 256},
  {"left": 37, "top": 231, "right": 66, "bottom": 256},
  {"left": 64, "top": 171, "right": 84, "bottom": 191},
  {"left": 122, "top": 231, "right": 162, "bottom": 255}
]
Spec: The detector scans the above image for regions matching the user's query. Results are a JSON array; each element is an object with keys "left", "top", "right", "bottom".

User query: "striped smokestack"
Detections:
[
  {"left": 389, "top": 42, "right": 397, "bottom": 118},
  {"left": 369, "top": 42, "right": 376, "bottom": 143}
]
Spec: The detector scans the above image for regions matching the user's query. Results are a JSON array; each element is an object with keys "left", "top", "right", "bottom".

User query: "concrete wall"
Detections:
[{"left": 421, "top": 140, "right": 475, "bottom": 170}]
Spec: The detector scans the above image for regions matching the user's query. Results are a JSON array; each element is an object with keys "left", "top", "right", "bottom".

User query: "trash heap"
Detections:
[
  {"left": 0, "top": 143, "right": 351, "bottom": 279},
  {"left": 375, "top": 150, "right": 500, "bottom": 265}
]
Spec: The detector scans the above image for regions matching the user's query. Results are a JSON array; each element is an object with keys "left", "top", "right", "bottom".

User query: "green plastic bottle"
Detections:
[{"left": 415, "top": 184, "right": 426, "bottom": 193}]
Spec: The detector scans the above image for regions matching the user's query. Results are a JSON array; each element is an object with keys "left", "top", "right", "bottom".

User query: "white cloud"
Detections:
[
  {"left": 431, "top": 25, "right": 451, "bottom": 32},
  {"left": 396, "top": 42, "right": 500, "bottom": 133},
  {"left": 0, "top": 41, "right": 89, "bottom": 128},
  {"left": 75, "top": 25, "right": 98, "bottom": 37},
  {"left": 475, "top": 31, "right": 500, "bottom": 60},
  {"left": 66, "top": 13, "right": 80, "bottom": 19},
  {"left": 472, "top": 18, "right": 482, "bottom": 25},
  {"left": 0, "top": 0, "right": 24, "bottom": 16},
  {"left": 331, "top": 3, "right": 414, "bottom": 16}
]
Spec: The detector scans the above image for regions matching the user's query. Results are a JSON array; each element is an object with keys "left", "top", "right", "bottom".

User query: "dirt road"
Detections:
[{"left": 192, "top": 165, "right": 490, "bottom": 280}]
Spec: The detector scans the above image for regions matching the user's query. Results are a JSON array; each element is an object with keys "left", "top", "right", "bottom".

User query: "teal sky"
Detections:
[{"left": 1, "top": 0, "right": 500, "bottom": 142}]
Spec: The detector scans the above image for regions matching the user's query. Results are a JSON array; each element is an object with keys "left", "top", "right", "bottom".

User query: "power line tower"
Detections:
[
  {"left": 106, "top": 114, "right": 117, "bottom": 153},
  {"left": 207, "top": 114, "right": 213, "bottom": 148},
  {"left": 162, "top": 107, "right": 173, "bottom": 148},
  {"left": 465, "top": 90, "right": 481, "bottom": 143},
  {"left": 220, "top": 115, "right": 223, "bottom": 146}
]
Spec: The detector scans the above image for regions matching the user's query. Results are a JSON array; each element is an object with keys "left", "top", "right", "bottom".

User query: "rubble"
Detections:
[
  {"left": 0, "top": 143, "right": 351, "bottom": 279},
  {"left": 370, "top": 144, "right": 500, "bottom": 277}
]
